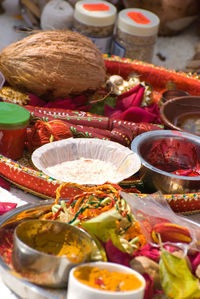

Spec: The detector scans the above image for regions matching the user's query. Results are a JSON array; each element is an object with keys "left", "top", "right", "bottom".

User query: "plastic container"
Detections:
[
  {"left": 112, "top": 8, "right": 160, "bottom": 62},
  {"left": 73, "top": 0, "right": 117, "bottom": 54},
  {"left": 40, "top": 0, "right": 74, "bottom": 30},
  {"left": 0, "top": 102, "right": 30, "bottom": 160}
]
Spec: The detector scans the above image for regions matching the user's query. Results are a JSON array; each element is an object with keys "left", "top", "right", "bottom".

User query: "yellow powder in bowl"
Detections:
[{"left": 74, "top": 265, "right": 143, "bottom": 292}]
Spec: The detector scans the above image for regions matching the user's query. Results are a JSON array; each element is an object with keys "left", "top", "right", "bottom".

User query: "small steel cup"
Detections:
[
  {"left": 131, "top": 130, "right": 200, "bottom": 194},
  {"left": 12, "top": 219, "right": 98, "bottom": 288}
]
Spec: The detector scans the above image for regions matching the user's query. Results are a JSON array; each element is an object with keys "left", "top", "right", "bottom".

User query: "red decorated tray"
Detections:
[{"left": 1, "top": 55, "right": 200, "bottom": 214}]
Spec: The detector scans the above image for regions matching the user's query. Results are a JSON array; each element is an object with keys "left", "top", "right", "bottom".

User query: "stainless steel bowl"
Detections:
[
  {"left": 12, "top": 219, "right": 98, "bottom": 288},
  {"left": 131, "top": 130, "right": 200, "bottom": 194}
]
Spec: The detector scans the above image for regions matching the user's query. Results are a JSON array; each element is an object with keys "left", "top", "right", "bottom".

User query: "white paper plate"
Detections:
[{"left": 31, "top": 138, "right": 141, "bottom": 185}]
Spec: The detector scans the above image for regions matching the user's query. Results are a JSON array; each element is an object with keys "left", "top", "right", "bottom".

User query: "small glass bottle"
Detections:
[
  {"left": 112, "top": 8, "right": 160, "bottom": 63},
  {"left": 73, "top": 0, "right": 117, "bottom": 54}
]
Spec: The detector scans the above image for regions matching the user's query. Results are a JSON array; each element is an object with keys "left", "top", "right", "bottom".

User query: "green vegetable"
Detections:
[
  {"left": 159, "top": 248, "right": 200, "bottom": 299},
  {"left": 81, "top": 208, "right": 127, "bottom": 261}
]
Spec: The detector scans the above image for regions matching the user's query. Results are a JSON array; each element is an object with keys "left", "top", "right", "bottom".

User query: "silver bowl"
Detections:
[
  {"left": 12, "top": 219, "right": 98, "bottom": 288},
  {"left": 131, "top": 130, "right": 200, "bottom": 194}
]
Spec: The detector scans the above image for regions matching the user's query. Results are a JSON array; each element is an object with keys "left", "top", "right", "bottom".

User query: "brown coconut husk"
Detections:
[{"left": 0, "top": 30, "right": 106, "bottom": 99}]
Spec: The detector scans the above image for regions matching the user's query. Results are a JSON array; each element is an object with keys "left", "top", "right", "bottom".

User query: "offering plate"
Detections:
[{"left": 1, "top": 55, "right": 200, "bottom": 214}]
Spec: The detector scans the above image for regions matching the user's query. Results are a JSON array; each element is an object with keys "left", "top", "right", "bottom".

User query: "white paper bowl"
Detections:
[
  {"left": 31, "top": 138, "right": 141, "bottom": 185},
  {"left": 67, "top": 262, "right": 146, "bottom": 299}
]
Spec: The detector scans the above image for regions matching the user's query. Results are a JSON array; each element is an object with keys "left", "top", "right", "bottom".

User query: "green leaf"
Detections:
[
  {"left": 160, "top": 248, "right": 200, "bottom": 299},
  {"left": 81, "top": 208, "right": 125, "bottom": 252},
  {"left": 89, "top": 96, "right": 116, "bottom": 115},
  {"left": 104, "top": 96, "right": 116, "bottom": 108}
]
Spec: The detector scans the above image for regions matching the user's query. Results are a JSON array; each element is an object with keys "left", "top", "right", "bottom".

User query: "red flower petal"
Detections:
[{"left": 105, "top": 239, "right": 131, "bottom": 267}]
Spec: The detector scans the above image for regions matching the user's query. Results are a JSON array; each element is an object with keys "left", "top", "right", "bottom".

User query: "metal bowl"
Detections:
[
  {"left": 161, "top": 89, "right": 190, "bottom": 103},
  {"left": 131, "top": 130, "right": 200, "bottom": 194},
  {"left": 12, "top": 219, "right": 98, "bottom": 288},
  {"left": 160, "top": 96, "right": 200, "bottom": 135}
]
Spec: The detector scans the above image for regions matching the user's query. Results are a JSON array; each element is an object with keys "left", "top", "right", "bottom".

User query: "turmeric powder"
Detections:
[
  {"left": 17, "top": 220, "right": 91, "bottom": 263},
  {"left": 74, "top": 265, "right": 143, "bottom": 292}
]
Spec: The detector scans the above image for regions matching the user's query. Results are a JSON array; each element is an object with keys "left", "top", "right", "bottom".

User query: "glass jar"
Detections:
[
  {"left": 0, "top": 102, "right": 30, "bottom": 160},
  {"left": 73, "top": 0, "right": 117, "bottom": 54},
  {"left": 112, "top": 8, "right": 160, "bottom": 63}
]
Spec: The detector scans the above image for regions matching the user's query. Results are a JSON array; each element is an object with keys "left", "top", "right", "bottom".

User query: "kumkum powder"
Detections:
[{"left": 146, "top": 138, "right": 200, "bottom": 176}]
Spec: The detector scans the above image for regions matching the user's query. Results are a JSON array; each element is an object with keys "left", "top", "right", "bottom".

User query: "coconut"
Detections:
[{"left": 0, "top": 30, "right": 106, "bottom": 99}]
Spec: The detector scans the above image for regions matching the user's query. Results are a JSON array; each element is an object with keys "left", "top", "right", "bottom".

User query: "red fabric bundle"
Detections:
[
  {"left": 26, "top": 119, "right": 73, "bottom": 152},
  {"left": 25, "top": 106, "right": 163, "bottom": 150}
]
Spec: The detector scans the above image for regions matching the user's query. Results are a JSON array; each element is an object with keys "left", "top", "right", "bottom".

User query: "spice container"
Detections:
[
  {"left": 112, "top": 8, "right": 160, "bottom": 62},
  {"left": 0, "top": 102, "right": 30, "bottom": 160},
  {"left": 40, "top": 0, "right": 74, "bottom": 30},
  {"left": 73, "top": 0, "right": 117, "bottom": 54},
  {"left": 67, "top": 261, "right": 146, "bottom": 299}
]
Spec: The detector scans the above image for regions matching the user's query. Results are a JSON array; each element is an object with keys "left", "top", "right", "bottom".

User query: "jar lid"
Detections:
[
  {"left": 117, "top": 8, "right": 160, "bottom": 36},
  {"left": 0, "top": 102, "right": 30, "bottom": 129},
  {"left": 74, "top": 0, "right": 117, "bottom": 27}
]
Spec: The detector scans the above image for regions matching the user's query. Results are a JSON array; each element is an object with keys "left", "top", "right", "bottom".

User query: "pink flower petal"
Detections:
[
  {"left": 0, "top": 202, "right": 17, "bottom": 215},
  {"left": 118, "top": 84, "right": 142, "bottom": 100},
  {"left": 116, "top": 84, "right": 144, "bottom": 111},
  {"left": 143, "top": 273, "right": 155, "bottom": 299},
  {"left": 188, "top": 252, "right": 200, "bottom": 273},
  {"left": 132, "top": 244, "right": 160, "bottom": 262},
  {"left": 121, "top": 107, "right": 160, "bottom": 123},
  {"left": 105, "top": 239, "right": 131, "bottom": 267}
]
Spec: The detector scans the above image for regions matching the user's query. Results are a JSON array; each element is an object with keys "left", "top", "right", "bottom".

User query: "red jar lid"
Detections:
[{"left": 0, "top": 102, "right": 30, "bottom": 129}]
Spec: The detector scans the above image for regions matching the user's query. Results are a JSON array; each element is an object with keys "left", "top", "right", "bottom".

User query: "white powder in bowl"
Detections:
[{"left": 46, "top": 158, "right": 119, "bottom": 184}]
